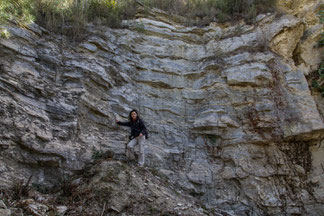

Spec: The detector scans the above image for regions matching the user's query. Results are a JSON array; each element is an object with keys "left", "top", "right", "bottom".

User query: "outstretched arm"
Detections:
[{"left": 116, "top": 120, "right": 130, "bottom": 127}]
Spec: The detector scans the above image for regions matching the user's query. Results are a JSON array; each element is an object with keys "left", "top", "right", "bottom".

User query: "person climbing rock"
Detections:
[{"left": 116, "top": 109, "right": 148, "bottom": 167}]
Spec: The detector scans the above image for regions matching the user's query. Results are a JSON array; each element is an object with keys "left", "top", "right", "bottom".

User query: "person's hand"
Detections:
[
  {"left": 116, "top": 120, "right": 119, "bottom": 123},
  {"left": 139, "top": 133, "right": 143, "bottom": 136}
]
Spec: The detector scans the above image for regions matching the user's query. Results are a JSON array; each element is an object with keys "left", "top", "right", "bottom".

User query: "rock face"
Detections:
[
  {"left": 0, "top": 2, "right": 324, "bottom": 215},
  {"left": 64, "top": 160, "right": 224, "bottom": 215}
]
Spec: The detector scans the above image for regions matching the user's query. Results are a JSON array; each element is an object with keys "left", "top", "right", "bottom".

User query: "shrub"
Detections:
[
  {"left": 319, "top": 32, "right": 324, "bottom": 47},
  {"left": 1, "top": 0, "right": 277, "bottom": 40},
  {"left": 140, "top": 0, "right": 276, "bottom": 26},
  {"left": 311, "top": 6, "right": 324, "bottom": 96},
  {"left": 0, "top": 0, "right": 34, "bottom": 39},
  {"left": 12, "top": 175, "right": 33, "bottom": 200},
  {"left": 88, "top": 0, "right": 120, "bottom": 27},
  {"left": 142, "top": 0, "right": 186, "bottom": 13},
  {"left": 32, "top": 182, "right": 52, "bottom": 194},
  {"left": 0, "top": 0, "right": 34, "bottom": 25},
  {"left": 32, "top": 0, "right": 71, "bottom": 32},
  {"left": 318, "top": 7, "right": 324, "bottom": 46},
  {"left": 30, "top": 0, "right": 137, "bottom": 40},
  {"left": 92, "top": 147, "right": 105, "bottom": 160},
  {"left": 319, "top": 5, "right": 324, "bottom": 23},
  {"left": 312, "top": 64, "right": 324, "bottom": 96}
]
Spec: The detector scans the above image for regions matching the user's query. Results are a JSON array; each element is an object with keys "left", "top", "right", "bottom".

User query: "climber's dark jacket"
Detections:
[{"left": 117, "top": 119, "right": 148, "bottom": 140}]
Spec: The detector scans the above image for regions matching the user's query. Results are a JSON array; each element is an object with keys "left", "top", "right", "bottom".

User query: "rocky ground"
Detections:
[{"left": 0, "top": 156, "right": 235, "bottom": 216}]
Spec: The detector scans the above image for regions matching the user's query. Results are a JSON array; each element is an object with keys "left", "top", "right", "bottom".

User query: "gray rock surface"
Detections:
[
  {"left": 0, "top": 209, "right": 11, "bottom": 216},
  {"left": 0, "top": 201, "right": 6, "bottom": 209},
  {"left": 56, "top": 206, "right": 68, "bottom": 216},
  {"left": 0, "top": 2, "right": 324, "bottom": 215}
]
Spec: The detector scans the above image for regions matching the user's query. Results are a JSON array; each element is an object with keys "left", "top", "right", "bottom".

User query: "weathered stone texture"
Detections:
[{"left": 0, "top": 2, "right": 324, "bottom": 215}]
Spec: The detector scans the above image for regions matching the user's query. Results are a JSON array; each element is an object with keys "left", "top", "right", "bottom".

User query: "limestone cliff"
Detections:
[{"left": 0, "top": 1, "right": 324, "bottom": 215}]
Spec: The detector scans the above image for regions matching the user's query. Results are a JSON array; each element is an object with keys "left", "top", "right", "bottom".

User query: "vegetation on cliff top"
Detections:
[{"left": 1, "top": 0, "right": 276, "bottom": 40}]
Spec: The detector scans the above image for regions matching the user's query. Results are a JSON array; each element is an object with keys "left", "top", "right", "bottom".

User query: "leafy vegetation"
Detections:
[
  {"left": 205, "top": 134, "right": 218, "bottom": 144},
  {"left": 0, "top": 0, "right": 34, "bottom": 25},
  {"left": 312, "top": 64, "right": 324, "bottom": 96},
  {"left": 91, "top": 146, "right": 105, "bottom": 160},
  {"left": 318, "top": 8, "right": 324, "bottom": 47},
  {"left": 0, "top": 0, "right": 137, "bottom": 40},
  {"left": 31, "top": 0, "right": 138, "bottom": 40},
  {"left": 0, "top": 0, "right": 276, "bottom": 40},
  {"left": 178, "top": 0, "right": 276, "bottom": 26},
  {"left": 0, "top": 0, "right": 34, "bottom": 38},
  {"left": 134, "top": 22, "right": 145, "bottom": 33},
  {"left": 311, "top": 6, "right": 324, "bottom": 96},
  {"left": 91, "top": 147, "right": 114, "bottom": 161},
  {"left": 139, "top": 0, "right": 276, "bottom": 26}
]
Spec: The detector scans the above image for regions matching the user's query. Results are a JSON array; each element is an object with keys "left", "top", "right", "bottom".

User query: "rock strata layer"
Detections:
[{"left": 0, "top": 2, "right": 324, "bottom": 215}]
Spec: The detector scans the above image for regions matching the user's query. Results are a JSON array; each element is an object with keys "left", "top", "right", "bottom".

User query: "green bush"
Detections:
[
  {"left": 0, "top": 0, "right": 34, "bottom": 25},
  {"left": 312, "top": 64, "right": 324, "bottom": 96},
  {"left": 319, "top": 5, "right": 324, "bottom": 23},
  {"left": 318, "top": 8, "right": 324, "bottom": 47},
  {"left": 91, "top": 147, "right": 105, "bottom": 160},
  {"left": 1, "top": 0, "right": 276, "bottom": 40},
  {"left": 186, "top": 0, "right": 276, "bottom": 25},
  {"left": 32, "top": 0, "right": 69, "bottom": 32},
  {"left": 311, "top": 6, "right": 324, "bottom": 96},
  {"left": 88, "top": 0, "right": 120, "bottom": 27},
  {"left": 319, "top": 32, "right": 324, "bottom": 47},
  {"left": 140, "top": 0, "right": 276, "bottom": 26},
  {"left": 30, "top": 0, "right": 137, "bottom": 40}
]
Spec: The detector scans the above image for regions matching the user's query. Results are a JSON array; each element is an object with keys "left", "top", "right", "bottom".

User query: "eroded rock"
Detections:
[{"left": 0, "top": 1, "right": 323, "bottom": 215}]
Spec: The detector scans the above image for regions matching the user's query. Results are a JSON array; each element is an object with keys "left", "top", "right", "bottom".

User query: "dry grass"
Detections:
[{"left": 1, "top": 0, "right": 276, "bottom": 40}]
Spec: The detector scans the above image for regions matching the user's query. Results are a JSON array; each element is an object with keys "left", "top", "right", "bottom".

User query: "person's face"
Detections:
[{"left": 131, "top": 111, "right": 137, "bottom": 121}]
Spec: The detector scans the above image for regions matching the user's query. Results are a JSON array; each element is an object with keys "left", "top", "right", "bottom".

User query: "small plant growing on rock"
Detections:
[
  {"left": 12, "top": 175, "right": 33, "bottom": 200},
  {"left": 319, "top": 6, "right": 324, "bottom": 23},
  {"left": 91, "top": 147, "right": 105, "bottom": 160},
  {"left": 31, "top": 182, "right": 52, "bottom": 194},
  {"left": 311, "top": 6, "right": 324, "bottom": 96},
  {"left": 0, "top": 0, "right": 34, "bottom": 26},
  {"left": 134, "top": 22, "right": 145, "bottom": 33},
  {"left": 0, "top": 28, "right": 10, "bottom": 39},
  {"left": 319, "top": 32, "right": 324, "bottom": 47},
  {"left": 91, "top": 147, "right": 114, "bottom": 161},
  {"left": 312, "top": 64, "right": 324, "bottom": 96},
  {"left": 206, "top": 134, "right": 218, "bottom": 144}
]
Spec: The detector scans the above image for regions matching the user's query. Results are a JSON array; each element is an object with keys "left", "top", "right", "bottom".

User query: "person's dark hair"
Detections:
[{"left": 128, "top": 109, "right": 140, "bottom": 122}]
